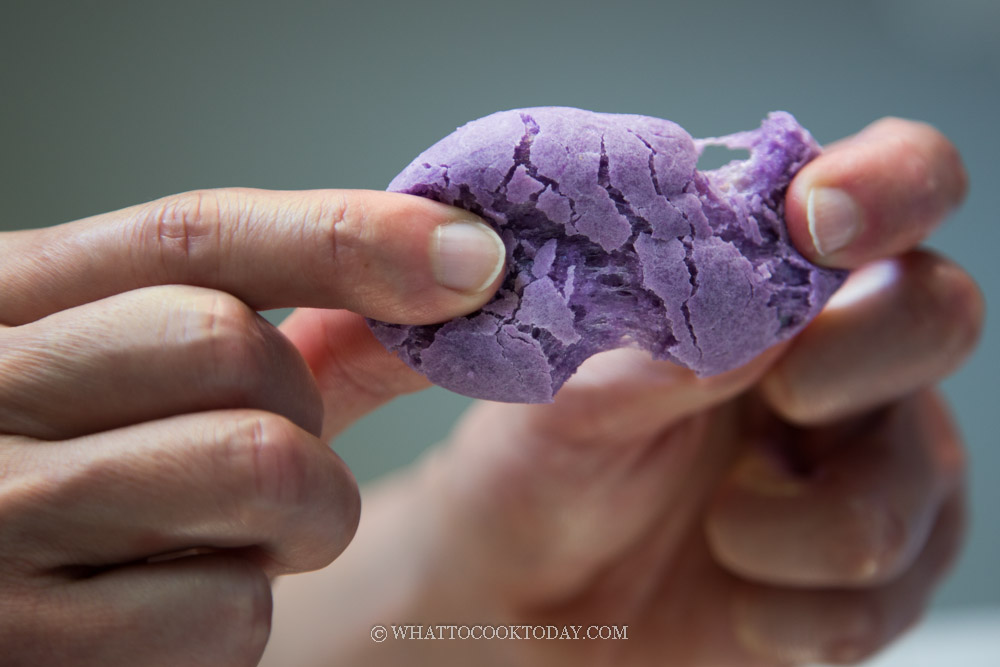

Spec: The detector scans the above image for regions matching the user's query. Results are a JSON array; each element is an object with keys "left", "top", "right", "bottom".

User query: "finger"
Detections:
[
  {"left": 279, "top": 307, "right": 431, "bottom": 441},
  {"left": 0, "top": 286, "right": 323, "bottom": 440},
  {"left": 758, "top": 250, "right": 984, "bottom": 425},
  {"left": 706, "top": 390, "right": 964, "bottom": 588},
  {"left": 2, "top": 410, "right": 360, "bottom": 576},
  {"left": 494, "top": 342, "right": 787, "bottom": 450},
  {"left": 0, "top": 188, "right": 506, "bottom": 326},
  {"left": 729, "top": 489, "right": 965, "bottom": 665},
  {"left": 279, "top": 302, "right": 768, "bottom": 446},
  {"left": 13, "top": 554, "right": 272, "bottom": 667},
  {"left": 786, "top": 117, "right": 968, "bottom": 268}
]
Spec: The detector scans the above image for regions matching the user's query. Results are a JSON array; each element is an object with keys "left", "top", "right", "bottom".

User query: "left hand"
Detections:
[{"left": 0, "top": 187, "right": 505, "bottom": 666}]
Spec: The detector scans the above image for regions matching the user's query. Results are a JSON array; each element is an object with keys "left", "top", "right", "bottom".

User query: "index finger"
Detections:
[
  {"left": 785, "top": 117, "right": 968, "bottom": 269},
  {"left": 0, "top": 188, "right": 506, "bottom": 326}
]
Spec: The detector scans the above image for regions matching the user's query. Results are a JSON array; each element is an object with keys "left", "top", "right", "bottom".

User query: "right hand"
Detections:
[
  {"left": 0, "top": 188, "right": 505, "bottom": 666},
  {"left": 259, "top": 118, "right": 981, "bottom": 667}
]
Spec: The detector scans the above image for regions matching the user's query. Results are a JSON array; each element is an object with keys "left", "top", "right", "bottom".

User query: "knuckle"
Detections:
[
  {"left": 312, "top": 191, "right": 375, "bottom": 285},
  {"left": 218, "top": 413, "right": 356, "bottom": 571},
  {"left": 318, "top": 189, "right": 366, "bottom": 249},
  {"left": 228, "top": 413, "right": 315, "bottom": 514},
  {"left": 139, "top": 189, "right": 225, "bottom": 277},
  {"left": 186, "top": 291, "right": 268, "bottom": 400},
  {"left": 0, "top": 336, "right": 48, "bottom": 435},
  {"left": 0, "top": 448, "right": 50, "bottom": 562},
  {"left": 272, "top": 190, "right": 363, "bottom": 299},
  {"left": 171, "top": 287, "right": 325, "bottom": 438}
]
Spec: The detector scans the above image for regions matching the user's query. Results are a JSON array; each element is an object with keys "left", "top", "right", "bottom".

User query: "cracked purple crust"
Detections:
[{"left": 368, "top": 108, "right": 847, "bottom": 403}]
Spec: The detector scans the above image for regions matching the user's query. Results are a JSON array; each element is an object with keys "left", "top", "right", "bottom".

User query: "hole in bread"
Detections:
[{"left": 696, "top": 145, "right": 751, "bottom": 171}]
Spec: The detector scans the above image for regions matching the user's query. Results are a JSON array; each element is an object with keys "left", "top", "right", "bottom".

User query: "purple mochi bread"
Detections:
[{"left": 368, "top": 108, "right": 847, "bottom": 403}]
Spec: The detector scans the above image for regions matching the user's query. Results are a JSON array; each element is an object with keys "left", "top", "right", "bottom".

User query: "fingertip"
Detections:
[
  {"left": 329, "top": 191, "right": 506, "bottom": 324},
  {"left": 865, "top": 117, "right": 970, "bottom": 205},
  {"left": 921, "top": 252, "right": 986, "bottom": 357},
  {"left": 786, "top": 118, "right": 968, "bottom": 269},
  {"left": 786, "top": 153, "right": 871, "bottom": 270},
  {"left": 758, "top": 251, "right": 984, "bottom": 426}
]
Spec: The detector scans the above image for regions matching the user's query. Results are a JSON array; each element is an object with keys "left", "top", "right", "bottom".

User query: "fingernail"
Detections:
[
  {"left": 807, "top": 187, "right": 863, "bottom": 257},
  {"left": 430, "top": 220, "right": 506, "bottom": 293}
]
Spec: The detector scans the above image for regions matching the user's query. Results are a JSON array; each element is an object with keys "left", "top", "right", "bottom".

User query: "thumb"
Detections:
[{"left": 784, "top": 117, "right": 967, "bottom": 270}]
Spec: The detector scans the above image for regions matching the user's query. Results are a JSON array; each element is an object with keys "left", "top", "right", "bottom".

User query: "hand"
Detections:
[
  {"left": 263, "top": 118, "right": 982, "bottom": 666},
  {"left": 0, "top": 188, "right": 505, "bottom": 666}
]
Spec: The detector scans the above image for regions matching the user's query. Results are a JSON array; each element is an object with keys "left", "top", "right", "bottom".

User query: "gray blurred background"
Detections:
[{"left": 2, "top": 0, "right": 996, "bottom": 612}]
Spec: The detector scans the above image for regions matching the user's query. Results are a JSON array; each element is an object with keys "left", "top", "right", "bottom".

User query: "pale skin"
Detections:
[{"left": 0, "top": 118, "right": 982, "bottom": 666}]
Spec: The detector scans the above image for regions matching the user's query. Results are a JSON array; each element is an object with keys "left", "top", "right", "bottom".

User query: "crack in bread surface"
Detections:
[{"left": 369, "top": 108, "right": 847, "bottom": 403}]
